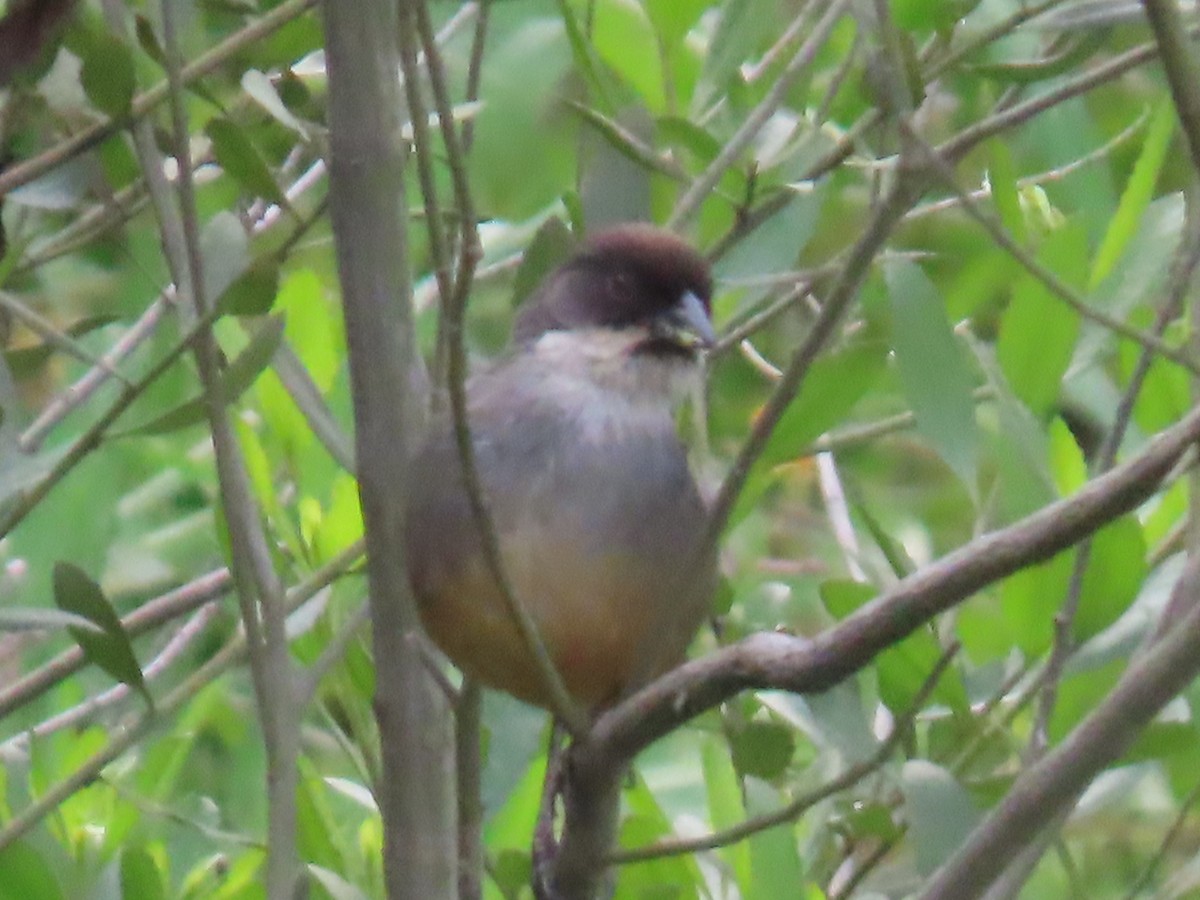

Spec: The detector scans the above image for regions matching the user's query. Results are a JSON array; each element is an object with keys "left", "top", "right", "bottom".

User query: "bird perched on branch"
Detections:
[{"left": 405, "top": 223, "right": 718, "bottom": 712}]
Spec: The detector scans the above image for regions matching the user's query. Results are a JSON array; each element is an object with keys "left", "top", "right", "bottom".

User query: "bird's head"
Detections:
[{"left": 512, "top": 224, "right": 715, "bottom": 402}]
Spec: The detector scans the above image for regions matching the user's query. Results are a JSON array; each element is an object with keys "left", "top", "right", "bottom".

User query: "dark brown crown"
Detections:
[{"left": 513, "top": 223, "right": 712, "bottom": 344}]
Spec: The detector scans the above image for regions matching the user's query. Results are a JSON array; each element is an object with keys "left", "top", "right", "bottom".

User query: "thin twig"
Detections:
[
  {"left": 0, "top": 290, "right": 133, "bottom": 384},
  {"left": 461, "top": 1, "right": 490, "bottom": 152},
  {"left": 1143, "top": 0, "right": 1200, "bottom": 174},
  {"left": 906, "top": 108, "right": 1150, "bottom": 221},
  {"left": 706, "top": 176, "right": 930, "bottom": 545},
  {"left": 0, "top": 567, "right": 230, "bottom": 724},
  {"left": 456, "top": 680, "right": 484, "bottom": 900},
  {"left": 1030, "top": 189, "right": 1200, "bottom": 757},
  {"left": 939, "top": 28, "right": 1197, "bottom": 165},
  {"left": 0, "top": 305, "right": 226, "bottom": 540},
  {"left": 905, "top": 123, "right": 1200, "bottom": 377},
  {"left": 741, "top": 0, "right": 817, "bottom": 83},
  {"left": 610, "top": 644, "right": 958, "bottom": 864},
  {"left": 0, "top": 605, "right": 220, "bottom": 755},
  {"left": 410, "top": 0, "right": 587, "bottom": 735},
  {"left": 296, "top": 600, "right": 370, "bottom": 705},
  {"left": 0, "top": 536, "right": 363, "bottom": 854},
  {"left": 805, "top": 387, "right": 997, "bottom": 457},
  {"left": 19, "top": 293, "right": 174, "bottom": 452},
  {"left": 668, "top": 0, "right": 854, "bottom": 229},
  {"left": 590, "top": 399, "right": 1200, "bottom": 763},
  {"left": 160, "top": 1, "right": 298, "bottom": 893},
  {"left": 920, "top": 555, "right": 1200, "bottom": 900},
  {"left": 828, "top": 835, "right": 901, "bottom": 900},
  {"left": 1123, "top": 776, "right": 1200, "bottom": 899},
  {"left": 0, "top": 0, "right": 320, "bottom": 198}
]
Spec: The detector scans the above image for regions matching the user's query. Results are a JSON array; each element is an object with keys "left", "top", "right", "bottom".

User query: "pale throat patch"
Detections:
[{"left": 531, "top": 327, "right": 702, "bottom": 405}]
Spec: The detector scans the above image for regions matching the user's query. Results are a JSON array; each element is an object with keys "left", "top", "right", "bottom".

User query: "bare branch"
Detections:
[
  {"left": 322, "top": 0, "right": 457, "bottom": 893},
  {"left": 920, "top": 555, "right": 1200, "bottom": 900},
  {"left": 591, "top": 399, "right": 1200, "bottom": 763}
]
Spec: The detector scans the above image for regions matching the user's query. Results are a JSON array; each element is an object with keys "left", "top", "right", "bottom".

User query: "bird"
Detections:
[{"left": 404, "top": 223, "right": 718, "bottom": 713}]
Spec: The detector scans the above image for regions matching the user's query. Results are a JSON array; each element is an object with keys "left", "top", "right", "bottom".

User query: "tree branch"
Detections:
[
  {"left": 590, "top": 399, "right": 1200, "bottom": 764},
  {"left": 920, "top": 554, "right": 1200, "bottom": 900},
  {"left": 322, "top": 0, "right": 457, "bottom": 894}
]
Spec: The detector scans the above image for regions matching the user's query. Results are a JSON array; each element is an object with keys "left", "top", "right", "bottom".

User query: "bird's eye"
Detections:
[{"left": 609, "top": 272, "right": 635, "bottom": 296}]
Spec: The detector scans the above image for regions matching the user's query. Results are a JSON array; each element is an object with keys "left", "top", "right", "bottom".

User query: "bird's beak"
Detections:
[{"left": 655, "top": 291, "right": 716, "bottom": 350}]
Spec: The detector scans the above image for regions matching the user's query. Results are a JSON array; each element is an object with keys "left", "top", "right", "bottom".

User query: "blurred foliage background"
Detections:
[{"left": 1, "top": 0, "right": 1199, "bottom": 897}]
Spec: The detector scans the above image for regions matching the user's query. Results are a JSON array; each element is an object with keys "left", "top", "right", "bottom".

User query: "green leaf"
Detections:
[
  {"left": 296, "top": 759, "right": 344, "bottom": 873},
  {"left": 80, "top": 33, "right": 136, "bottom": 117},
  {"left": 200, "top": 211, "right": 251, "bottom": 303},
  {"left": 892, "top": 0, "right": 980, "bottom": 31},
  {"left": 901, "top": 760, "right": 981, "bottom": 875},
  {"left": 1049, "top": 659, "right": 1123, "bottom": 743},
  {"left": 241, "top": 69, "right": 309, "bottom": 134},
  {"left": 120, "top": 846, "right": 167, "bottom": 900},
  {"left": 988, "top": 139, "right": 1024, "bottom": 243},
  {"left": 616, "top": 774, "right": 704, "bottom": 898},
  {"left": 215, "top": 314, "right": 288, "bottom": 403},
  {"left": 731, "top": 721, "right": 794, "bottom": 780},
  {"left": 592, "top": 0, "right": 666, "bottom": 112},
  {"left": 658, "top": 116, "right": 722, "bottom": 166},
  {"left": 702, "top": 737, "right": 753, "bottom": 894},
  {"left": 511, "top": 218, "right": 575, "bottom": 310},
  {"left": 1001, "top": 549, "right": 1071, "bottom": 658},
  {"left": 1076, "top": 516, "right": 1146, "bottom": 642},
  {"left": 307, "top": 867, "right": 368, "bottom": 900},
  {"left": 996, "top": 222, "right": 1087, "bottom": 418},
  {"left": 205, "top": 117, "right": 287, "bottom": 207},
  {"left": 764, "top": 342, "right": 887, "bottom": 466},
  {"left": 121, "top": 315, "right": 286, "bottom": 436},
  {"left": 876, "top": 629, "right": 967, "bottom": 714},
  {"left": 644, "top": 0, "right": 707, "bottom": 42},
  {"left": 218, "top": 260, "right": 280, "bottom": 316},
  {"left": 848, "top": 489, "right": 917, "bottom": 578},
  {"left": 802, "top": 681, "right": 878, "bottom": 763},
  {"left": 1091, "top": 99, "right": 1176, "bottom": 289},
  {"left": 744, "top": 777, "right": 804, "bottom": 899},
  {"left": 716, "top": 190, "right": 824, "bottom": 282},
  {"left": 491, "top": 850, "right": 531, "bottom": 897},
  {"left": 274, "top": 269, "right": 339, "bottom": 390},
  {"left": 820, "top": 579, "right": 875, "bottom": 620},
  {"left": 52, "top": 562, "right": 150, "bottom": 705},
  {"left": 1047, "top": 416, "right": 1087, "bottom": 495},
  {"left": 885, "top": 260, "right": 978, "bottom": 491},
  {"left": 729, "top": 342, "right": 885, "bottom": 526},
  {"left": 133, "top": 15, "right": 166, "bottom": 66},
  {"left": 1130, "top": 353, "right": 1189, "bottom": 434},
  {"left": 484, "top": 753, "right": 546, "bottom": 854},
  {"left": 0, "top": 841, "right": 64, "bottom": 900},
  {"left": 701, "top": 0, "right": 774, "bottom": 98},
  {"left": 969, "top": 31, "right": 1105, "bottom": 84}
]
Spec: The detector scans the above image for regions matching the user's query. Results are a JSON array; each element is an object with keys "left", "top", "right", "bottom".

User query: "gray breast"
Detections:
[{"left": 405, "top": 361, "right": 707, "bottom": 592}]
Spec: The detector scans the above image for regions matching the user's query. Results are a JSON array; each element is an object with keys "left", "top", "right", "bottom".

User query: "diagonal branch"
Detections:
[
  {"left": 919, "top": 553, "right": 1200, "bottom": 900},
  {"left": 590, "top": 398, "right": 1200, "bottom": 764}
]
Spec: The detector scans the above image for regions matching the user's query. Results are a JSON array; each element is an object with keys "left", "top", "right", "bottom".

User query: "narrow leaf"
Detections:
[
  {"left": 205, "top": 117, "right": 287, "bottom": 207},
  {"left": 886, "top": 261, "right": 978, "bottom": 492},
  {"left": 218, "top": 260, "right": 280, "bottom": 316},
  {"left": 80, "top": 33, "right": 135, "bottom": 117},
  {"left": 996, "top": 223, "right": 1087, "bottom": 418},
  {"left": 52, "top": 562, "right": 149, "bottom": 704},
  {"left": 119, "top": 315, "right": 286, "bottom": 436},
  {"left": 901, "top": 761, "right": 981, "bottom": 875},
  {"left": 511, "top": 218, "right": 575, "bottom": 309},
  {"left": 1091, "top": 98, "right": 1176, "bottom": 289}
]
